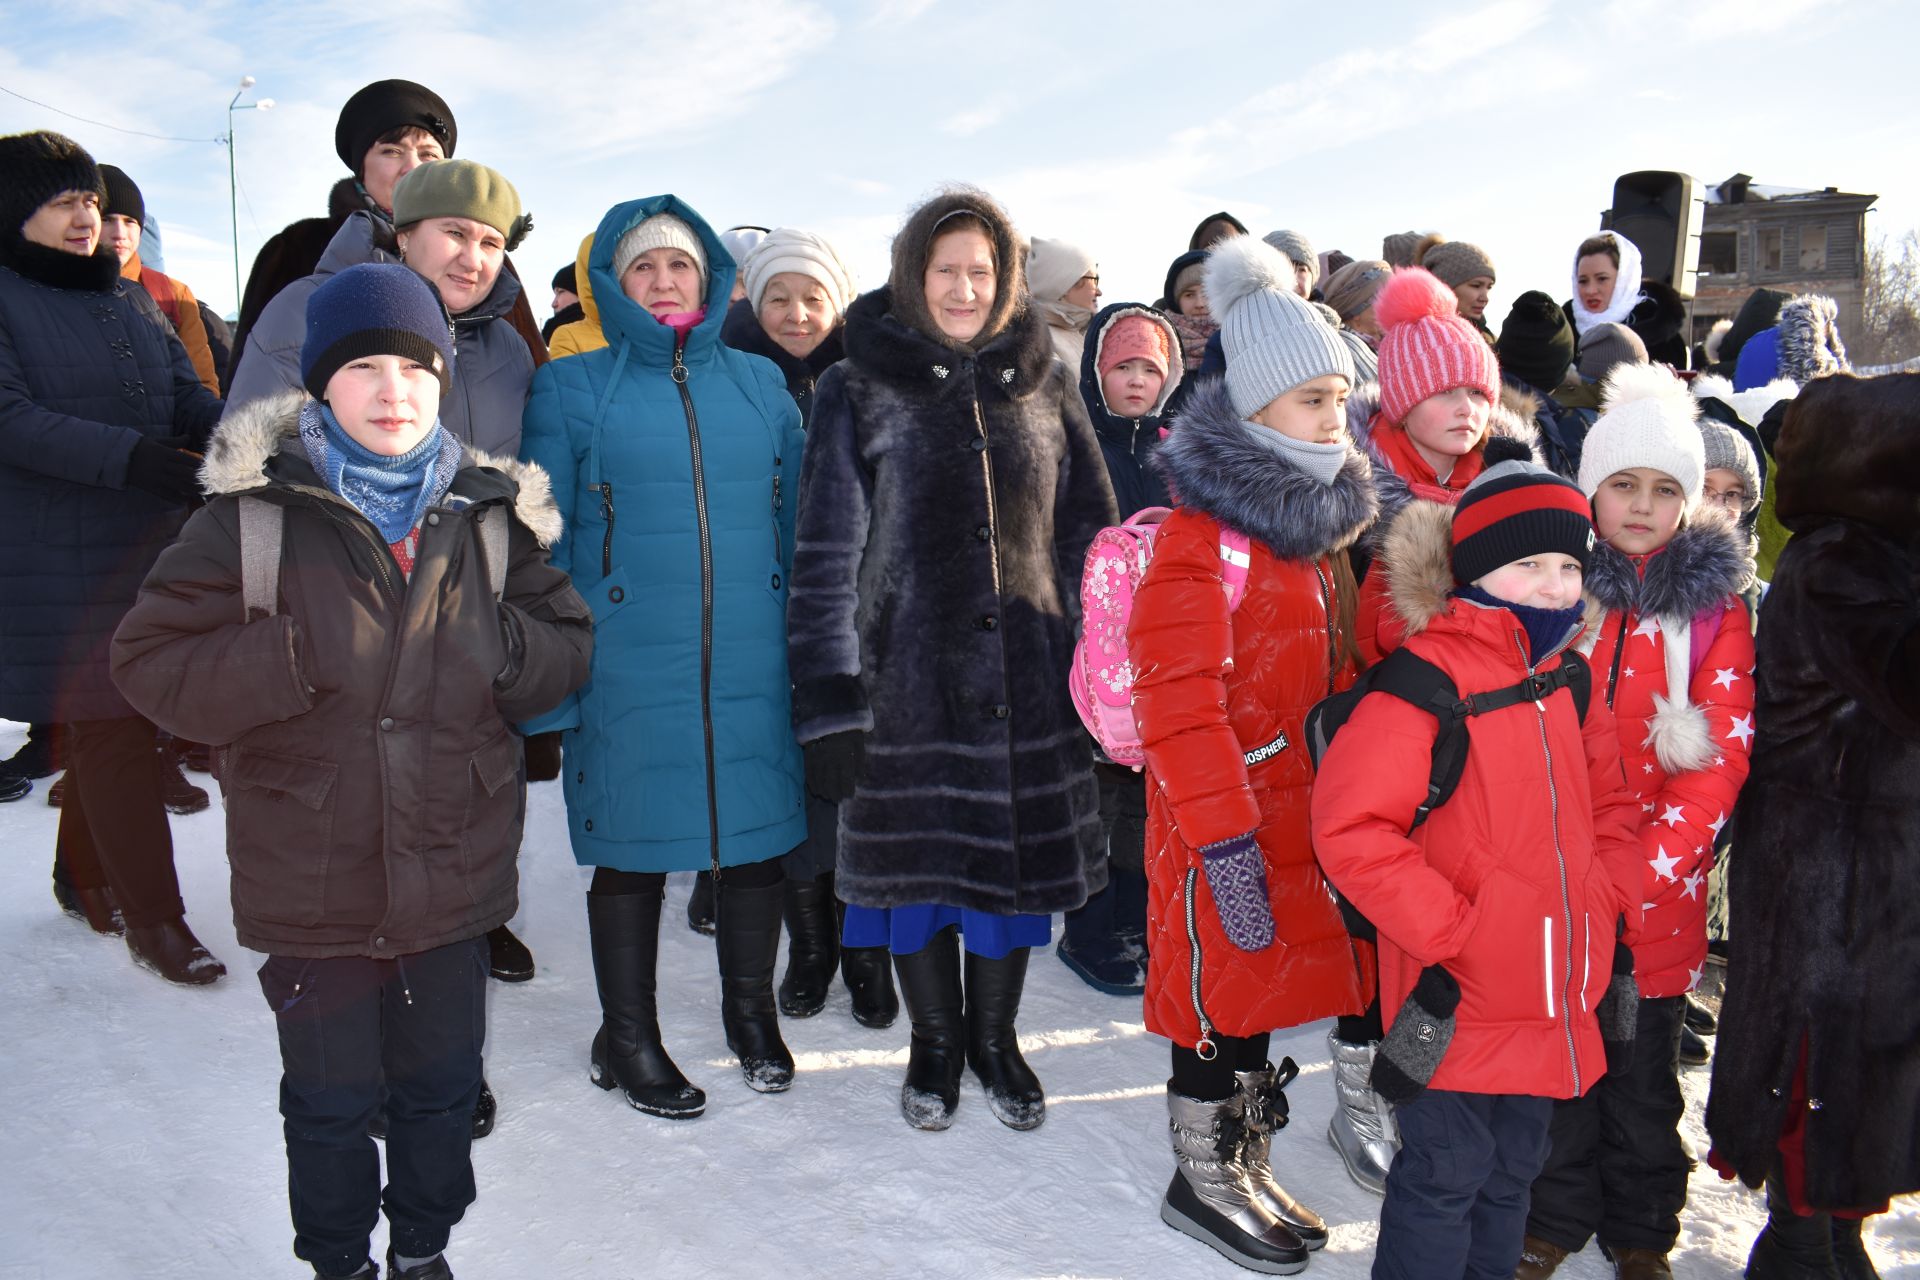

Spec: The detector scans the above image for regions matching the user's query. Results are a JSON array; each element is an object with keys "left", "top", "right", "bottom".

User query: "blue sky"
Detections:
[{"left": 4, "top": 0, "right": 1913, "bottom": 324}]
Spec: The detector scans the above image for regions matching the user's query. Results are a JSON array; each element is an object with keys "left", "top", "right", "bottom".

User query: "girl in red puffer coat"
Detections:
[
  {"left": 1516, "top": 362, "right": 1757, "bottom": 1279},
  {"left": 1128, "top": 236, "right": 1377, "bottom": 1276}
]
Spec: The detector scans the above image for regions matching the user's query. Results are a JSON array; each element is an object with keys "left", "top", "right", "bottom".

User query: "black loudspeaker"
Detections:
[{"left": 1602, "top": 171, "right": 1704, "bottom": 299}]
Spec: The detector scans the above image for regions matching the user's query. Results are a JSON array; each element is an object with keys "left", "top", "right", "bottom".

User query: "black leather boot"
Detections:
[
  {"left": 894, "top": 926, "right": 965, "bottom": 1129},
  {"left": 485, "top": 924, "right": 534, "bottom": 983},
  {"left": 1831, "top": 1216, "right": 1882, "bottom": 1280},
  {"left": 777, "top": 873, "right": 838, "bottom": 1018},
  {"left": 685, "top": 869, "right": 715, "bottom": 935},
  {"left": 964, "top": 946, "right": 1045, "bottom": 1130},
  {"left": 52, "top": 874, "right": 123, "bottom": 935},
  {"left": 841, "top": 939, "right": 899, "bottom": 1029},
  {"left": 1746, "top": 1170, "right": 1839, "bottom": 1278},
  {"left": 586, "top": 888, "right": 705, "bottom": 1119},
  {"left": 715, "top": 873, "right": 795, "bottom": 1093}
]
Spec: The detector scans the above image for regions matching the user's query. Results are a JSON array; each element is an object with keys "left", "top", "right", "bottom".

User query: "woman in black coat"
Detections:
[
  {"left": 1704, "top": 372, "right": 1920, "bottom": 1276},
  {"left": 0, "top": 132, "right": 226, "bottom": 983},
  {"left": 787, "top": 187, "right": 1118, "bottom": 1132},
  {"left": 719, "top": 226, "right": 899, "bottom": 1031}
]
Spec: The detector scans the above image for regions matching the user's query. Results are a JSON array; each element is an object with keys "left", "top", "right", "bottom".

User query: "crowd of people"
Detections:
[{"left": 2, "top": 74, "right": 1916, "bottom": 1280}]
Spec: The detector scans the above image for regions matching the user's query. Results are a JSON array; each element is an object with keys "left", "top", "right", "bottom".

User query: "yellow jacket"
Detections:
[{"left": 548, "top": 232, "right": 606, "bottom": 359}]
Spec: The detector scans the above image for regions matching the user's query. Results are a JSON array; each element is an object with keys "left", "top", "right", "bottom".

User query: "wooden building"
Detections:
[{"left": 1691, "top": 174, "right": 1877, "bottom": 351}]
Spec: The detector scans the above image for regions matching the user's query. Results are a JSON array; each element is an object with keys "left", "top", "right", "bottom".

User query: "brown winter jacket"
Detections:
[{"left": 110, "top": 390, "right": 593, "bottom": 959}]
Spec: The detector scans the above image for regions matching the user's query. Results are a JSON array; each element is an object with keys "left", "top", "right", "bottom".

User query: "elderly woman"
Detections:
[
  {"left": 0, "top": 132, "right": 225, "bottom": 982},
  {"left": 718, "top": 228, "right": 899, "bottom": 1031},
  {"left": 520, "top": 195, "right": 807, "bottom": 1119},
  {"left": 787, "top": 187, "right": 1118, "bottom": 1133}
]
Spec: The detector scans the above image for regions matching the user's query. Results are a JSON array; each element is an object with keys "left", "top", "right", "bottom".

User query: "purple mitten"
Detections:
[{"left": 1198, "top": 833, "right": 1274, "bottom": 952}]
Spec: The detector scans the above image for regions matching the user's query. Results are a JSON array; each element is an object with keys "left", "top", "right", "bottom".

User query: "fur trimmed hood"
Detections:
[
  {"left": 1346, "top": 379, "right": 1541, "bottom": 544},
  {"left": 1777, "top": 294, "right": 1850, "bottom": 383},
  {"left": 1153, "top": 376, "right": 1377, "bottom": 561},
  {"left": 885, "top": 186, "right": 1026, "bottom": 351},
  {"left": 198, "top": 389, "right": 563, "bottom": 547},
  {"left": 1377, "top": 499, "right": 1461, "bottom": 638},
  {"left": 841, "top": 283, "right": 1055, "bottom": 401},
  {"left": 1580, "top": 503, "right": 1749, "bottom": 625}
]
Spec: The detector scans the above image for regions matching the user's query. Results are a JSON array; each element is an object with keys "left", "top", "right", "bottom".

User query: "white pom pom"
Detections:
[
  {"left": 1202, "top": 234, "right": 1293, "bottom": 321},
  {"left": 1600, "top": 361, "right": 1698, "bottom": 424}
]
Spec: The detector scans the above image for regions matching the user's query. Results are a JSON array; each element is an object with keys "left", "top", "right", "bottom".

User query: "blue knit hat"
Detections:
[{"left": 301, "top": 262, "right": 454, "bottom": 399}]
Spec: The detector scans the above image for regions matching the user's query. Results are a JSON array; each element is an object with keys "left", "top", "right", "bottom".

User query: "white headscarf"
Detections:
[{"left": 1571, "top": 230, "right": 1645, "bottom": 337}]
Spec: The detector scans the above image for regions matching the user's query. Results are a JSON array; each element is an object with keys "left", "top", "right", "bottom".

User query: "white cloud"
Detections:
[
  {"left": 942, "top": 99, "right": 1012, "bottom": 137},
  {"left": 864, "top": 0, "right": 937, "bottom": 27}
]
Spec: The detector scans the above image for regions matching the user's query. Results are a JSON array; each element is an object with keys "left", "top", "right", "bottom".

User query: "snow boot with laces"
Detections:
[
  {"left": 1161, "top": 1086, "right": 1310, "bottom": 1274},
  {"left": 1234, "top": 1058, "right": 1328, "bottom": 1250}
]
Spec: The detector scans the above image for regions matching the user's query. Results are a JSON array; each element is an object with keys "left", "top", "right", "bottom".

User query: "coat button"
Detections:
[
  {"left": 609, "top": 586, "right": 625, "bottom": 603},
  {"left": 771, "top": 573, "right": 782, "bottom": 590},
  {"left": 427, "top": 512, "right": 440, "bottom": 526},
  {"left": 969, "top": 437, "right": 988, "bottom": 452},
  {"left": 979, "top": 614, "right": 998, "bottom": 630},
  {"left": 374, "top": 936, "right": 387, "bottom": 948},
  {"left": 990, "top": 703, "right": 1010, "bottom": 719},
  {"left": 379, "top": 717, "right": 395, "bottom": 731},
  {"left": 584, "top": 819, "right": 594, "bottom": 832},
  {"left": 974, "top": 525, "right": 991, "bottom": 542},
  {"left": 576, "top": 771, "right": 584, "bottom": 783}
]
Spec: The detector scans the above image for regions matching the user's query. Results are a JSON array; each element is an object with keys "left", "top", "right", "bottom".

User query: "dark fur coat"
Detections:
[
  {"left": 787, "top": 284, "right": 1119, "bottom": 913},
  {"left": 1706, "top": 374, "right": 1920, "bottom": 1208}
]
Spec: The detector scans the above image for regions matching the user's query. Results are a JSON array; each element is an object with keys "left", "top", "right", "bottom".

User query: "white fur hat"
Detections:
[
  {"left": 741, "top": 227, "right": 858, "bottom": 315},
  {"left": 1578, "top": 362, "right": 1706, "bottom": 501}
]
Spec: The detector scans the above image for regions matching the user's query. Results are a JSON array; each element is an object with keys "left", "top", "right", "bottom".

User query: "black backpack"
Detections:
[{"left": 1305, "top": 647, "right": 1592, "bottom": 940}]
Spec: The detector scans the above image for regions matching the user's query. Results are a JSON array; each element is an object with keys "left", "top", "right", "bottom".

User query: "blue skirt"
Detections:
[{"left": 841, "top": 903, "right": 1051, "bottom": 959}]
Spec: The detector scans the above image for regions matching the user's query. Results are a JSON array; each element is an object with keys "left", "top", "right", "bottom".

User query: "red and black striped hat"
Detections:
[{"left": 1451, "top": 455, "right": 1595, "bottom": 587}]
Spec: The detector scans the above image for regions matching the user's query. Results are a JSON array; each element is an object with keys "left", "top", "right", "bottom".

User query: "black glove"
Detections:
[
  {"left": 1372, "top": 964, "right": 1461, "bottom": 1104},
  {"left": 804, "top": 731, "right": 866, "bottom": 803},
  {"left": 1597, "top": 927, "right": 1639, "bottom": 1075},
  {"left": 494, "top": 602, "right": 528, "bottom": 688},
  {"left": 125, "top": 436, "right": 201, "bottom": 504}
]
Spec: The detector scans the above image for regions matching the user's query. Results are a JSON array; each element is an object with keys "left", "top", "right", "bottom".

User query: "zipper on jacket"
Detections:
[
  {"left": 599, "top": 481, "right": 616, "bottom": 580},
  {"left": 1314, "top": 561, "right": 1338, "bottom": 696},
  {"left": 969, "top": 385, "right": 1020, "bottom": 856},
  {"left": 1182, "top": 866, "right": 1218, "bottom": 1060},
  {"left": 673, "top": 341, "right": 722, "bottom": 877},
  {"left": 1604, "top": 611, "right": 1631, "bottom": 708},
  {"left": 1516, "top": 630, "right": 1582, "bottom": 1096}
]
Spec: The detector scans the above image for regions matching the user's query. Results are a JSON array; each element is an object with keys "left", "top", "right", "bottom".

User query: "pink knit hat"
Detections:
[
  {"left": 1097, "top": 313, "right": 1172, "bottom": 380},
  {"left": 1374, "top": 267, "right": 1502, "bottom": 427}
]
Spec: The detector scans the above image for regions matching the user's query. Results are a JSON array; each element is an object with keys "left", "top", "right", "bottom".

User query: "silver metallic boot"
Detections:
[
  {"left": 1160, "top": 1086, "right": 1310, "bottom": 1275},
  {"left": 1326, "top": 1029, "right": 1399, "bottom": 1195},
  {"left": 1235, "top": 1059, "right": 1328, "bottom": 1251}
]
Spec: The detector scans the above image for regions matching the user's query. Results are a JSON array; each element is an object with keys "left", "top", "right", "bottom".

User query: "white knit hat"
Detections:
[
  {"left": 1025, "top": 236, "right": 1096, "bottom": 303},
  {"left": 742, "top": 227, "right": 858, "bottom": 315},
  {"left": 1208, "top": 234, "right": 1354, "bottom": 419},
  {"left": 612, "top": 213, "right": 708, "bottom": 299},
  {"left": 1577, "top": 362, "right": 1706, "bottom": 501}
]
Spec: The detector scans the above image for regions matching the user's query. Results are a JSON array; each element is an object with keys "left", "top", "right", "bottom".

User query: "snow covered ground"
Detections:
[{"left": 2, "top": 718, "right": 1915, "bottom": 1279}]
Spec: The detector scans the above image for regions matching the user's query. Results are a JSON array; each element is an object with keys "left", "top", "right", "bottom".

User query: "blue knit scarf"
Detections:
[
  {"left": 1454, "top": 584, "right": 1587, "bottom": 666},
  {"left": 299, "top": 400, "right": 462, "bottom": 543}
]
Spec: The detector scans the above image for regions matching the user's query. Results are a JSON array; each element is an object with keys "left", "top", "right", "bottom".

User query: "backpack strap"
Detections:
[
  {"left": 479, "top": 506, "right": 509, "bottom": 601},
  {"left": 1560, "top": 650, "right": 1592, "bottom": 723},
  {"left": 1365, "top": 649, "right": 1467, "bottom": 827},
  {"left": 238, "top": 494, "right": 285, "bottom": 622}
]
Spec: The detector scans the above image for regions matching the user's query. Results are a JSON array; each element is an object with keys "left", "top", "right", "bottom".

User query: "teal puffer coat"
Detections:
[{"left": 519, "top": 195, "right": 806, "bottom": 872}]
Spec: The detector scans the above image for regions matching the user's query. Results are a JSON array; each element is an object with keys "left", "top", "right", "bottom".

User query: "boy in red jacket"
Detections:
[{"left": 1312, "top": 459, "right": 1644, "bottom": 1280}]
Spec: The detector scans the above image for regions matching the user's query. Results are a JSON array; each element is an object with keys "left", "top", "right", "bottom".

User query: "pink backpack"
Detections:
[{"left": 1069, "top": 507, "right": 1251, "bottom": 767}]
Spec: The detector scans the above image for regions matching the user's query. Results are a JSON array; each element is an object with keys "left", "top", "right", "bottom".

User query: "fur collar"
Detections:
[
  {"left": 199, "top": 390, "right": 564, "bottom": 547},
  {"left": 1378, "top": 500, "right": 1459, "bottom": 637},
  {"left": 0, "top": 237, "right": 124, "bottom": 292},
  {"left": 327, "top": 176, "right": 370, "bottom": 225},
  {"left": 1153, "top": 377, "right": 1377, "bottom": 561},
  {"left": 1580, "top": 505, "right": 1749, "bottom": 622},
  {"left": 842, "top": 284, "right": 1055, "bottom": 400},
  {"left": 1346, "top": 380, "right": 1541, "bottom": 546}
]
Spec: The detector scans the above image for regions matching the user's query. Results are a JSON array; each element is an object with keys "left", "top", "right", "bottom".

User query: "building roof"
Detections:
[{"left": 1707, "top": 173, "right": 1877, "bottom": 205}]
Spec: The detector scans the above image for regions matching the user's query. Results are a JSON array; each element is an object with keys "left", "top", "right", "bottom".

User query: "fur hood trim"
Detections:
[
  {"left": 885, "top": 186, "right": 1025, "bottom": 352},
  {"left": 1346, "top": 379, "right": 1542, "bottom": 546},
  {"left": 199, "top": 390, "right": 564, "bottom": 547},
  {"left": 1580, "top": 503, "right": 1749, "bottom": 622},
  {"left": 1379, "top": 499, "right": 1458, "bottom": 636},
  {"left": 842, "top": 283, "right": 1055, "bottom": 399},
  {"left": 1154, "top": 377, "right": 1377, "bottom": 560},
  {"left": 1777, "top": 294, "right": 1850, "bottom": 383}
]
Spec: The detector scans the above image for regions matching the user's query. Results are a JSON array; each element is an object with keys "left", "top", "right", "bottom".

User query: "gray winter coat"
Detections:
[
  {"left": 111, "top": 391, "right": 593, "bottom": 959},
  {"left": 223, "top": 212, "right": 534, "bottom": 456},
  {"left": 0, "top": 238, "right": 224, "bottom": 722},
  {"left": 788, "top": 284, "right": 1118, "bottom": 914}
]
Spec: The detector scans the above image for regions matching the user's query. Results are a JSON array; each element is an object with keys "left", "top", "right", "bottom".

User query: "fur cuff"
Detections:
[{"left": 793, "top": 673, "right": 872, "bottom": 743}]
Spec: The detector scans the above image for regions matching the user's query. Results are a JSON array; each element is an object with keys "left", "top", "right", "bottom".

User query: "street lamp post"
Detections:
[{"left": 225, "top": 76, "right": 274, "bottom": 315}]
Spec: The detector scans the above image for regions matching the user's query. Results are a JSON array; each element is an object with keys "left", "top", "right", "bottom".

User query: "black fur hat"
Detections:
[{"left": 0, "top": 131, "right": 104, "bottom": 239}]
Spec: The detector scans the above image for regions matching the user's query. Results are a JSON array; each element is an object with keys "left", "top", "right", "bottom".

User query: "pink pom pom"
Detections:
[{"left": 1373, "top": 266, "right": 1460, "bottom": 331}]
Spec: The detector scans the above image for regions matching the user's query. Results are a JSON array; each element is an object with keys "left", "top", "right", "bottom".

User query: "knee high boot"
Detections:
[
  {"left": 587, "top": 888, "right": 705, "bottom": 1119},
  {"left": 893, "top": 925, "right": 965, "bottom": 1130},
  {"left": 777, "top": 872, "right": 839, "bottom": 1018},
  {"left": 715, "top": 874, "right": 795, "bottom": 1093},
  {"left": 837, "top": 897, "right": 898, "bottom": 1029},
  {"left": 1831, "top": 1217, "right": 1883, "bottom": 1280},
  {"left": 964, "top": 946, "right": 1045, "bottom": 1131},
  {"left": 1746, "top": 1169, "right": 1839, "bottom": 1279}
]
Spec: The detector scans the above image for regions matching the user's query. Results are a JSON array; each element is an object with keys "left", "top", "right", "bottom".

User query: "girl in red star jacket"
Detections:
[
  {"left": 1129, "top": 236, "right": 1376, "bottom": 1275},
  {"left": 1311, "top": 460, "right": 1645, "bottom": 1280},
  {"left": 1517, "top": 362, "right": 1757, "bottom": 1279}
]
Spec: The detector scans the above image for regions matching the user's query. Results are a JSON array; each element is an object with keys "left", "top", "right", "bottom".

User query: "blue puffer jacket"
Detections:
[
  {"left": 519, "top": 195, "right": 806, "bottom": 872},
  {"left": 0, "top": 239, "right": 223, "bottom": 722}
]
